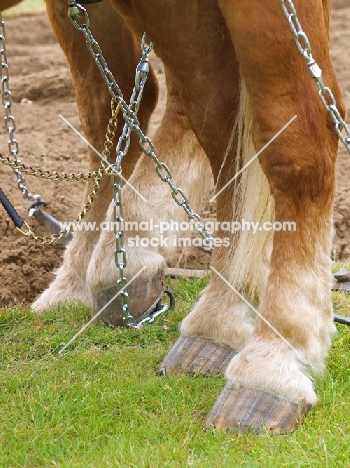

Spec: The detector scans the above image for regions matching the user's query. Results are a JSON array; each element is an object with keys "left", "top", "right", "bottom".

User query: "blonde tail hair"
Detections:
[{"left": 220, "top": 80, "right": 274, "bottom": 303}]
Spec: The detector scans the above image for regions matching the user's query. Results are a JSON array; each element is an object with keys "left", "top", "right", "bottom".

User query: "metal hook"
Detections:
[
  {"left": 141, "top": 33, "right": 154, "bottom": 56},
  {"left": 68, "top": 1, "right": 90, "bottom": 31}
]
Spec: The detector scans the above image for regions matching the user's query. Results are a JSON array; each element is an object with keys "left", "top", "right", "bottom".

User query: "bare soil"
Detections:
[{"left": 0, "top": 4, "right": 350, "bottom": 306}]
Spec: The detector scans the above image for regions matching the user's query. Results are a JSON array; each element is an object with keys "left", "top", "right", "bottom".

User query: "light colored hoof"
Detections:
[
  {"left": 91, "top": 270, "right": 164, "bottom": 326},
  {"left": 204, "top": 386, "right": 312, "bottom": 434},
  {"left": 159, "top": 336, "right": 237, "bottom": 376}
]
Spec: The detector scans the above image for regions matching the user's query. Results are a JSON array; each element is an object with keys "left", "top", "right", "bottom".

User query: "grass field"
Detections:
[{"left": 1, "top": 276, "right": 350, "bottom": 467}]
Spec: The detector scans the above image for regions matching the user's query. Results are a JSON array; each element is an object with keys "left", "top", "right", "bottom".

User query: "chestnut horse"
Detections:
[{"left": 1, "top": 0, "right": 345, "bottom": 433}]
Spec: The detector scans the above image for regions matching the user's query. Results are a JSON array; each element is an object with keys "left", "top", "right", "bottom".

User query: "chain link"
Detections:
[
  {"left": 0, "top": 152, "right": 105, "bottom": 182},
  {"left": 0, "top": 13, "right": 40, "bottom": 201},
  {"left": 109, "top": 39, "right": 154, "bottom": 326},
  {"left": 112, "top": 172, "right": 134, "bottom": 325},
  {"left": 280, "top": 0, "right": 350, "bottom": 154}
]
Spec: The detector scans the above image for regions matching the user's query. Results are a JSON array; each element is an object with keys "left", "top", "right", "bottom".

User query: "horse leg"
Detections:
[
  {"left": 32, "top": 0, "right": 157, "bottom": 311},
  {"left": 85, "top": 69, "right": 212, "bottom": 315},
  {"left": 205, "top": 0, "right": 344, "bottom": 433},
  {"left": 160, "top": 82, "right": 274, "bottom": 375},
  {"left": 111, "top": 0, "right": 272, "bottom": 375}
]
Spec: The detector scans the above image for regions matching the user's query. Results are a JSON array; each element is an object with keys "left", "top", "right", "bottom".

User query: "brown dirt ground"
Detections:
[{"left": 0, "top": 4, "right": 350, "bottom": 307}]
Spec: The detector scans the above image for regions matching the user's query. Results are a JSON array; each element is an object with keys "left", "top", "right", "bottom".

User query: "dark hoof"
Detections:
[
  {"left": 159, "top": 336, "right": 237, "bottom": 377},
  {"left": 205, "top": 386, "right": 312, "bottom": 434},
  {"left": 91, "top": 270, "right": 164, "bottom": 326}
]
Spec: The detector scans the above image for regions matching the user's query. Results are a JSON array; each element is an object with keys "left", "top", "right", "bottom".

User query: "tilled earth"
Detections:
[{"left": 0, "top": 4, "right": 350, "bottom": 306}]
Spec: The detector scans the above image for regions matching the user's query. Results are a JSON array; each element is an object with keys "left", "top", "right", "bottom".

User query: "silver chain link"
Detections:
[
  {"left": 112, "top": 172, "right": 132, "bottom": 325},
  {"left": 111, "top": 39, "right": 154, "bottom": 326},
  {"left": 0, "top": 13, "right": 39, "bottom": 202},
  {"left": 280, "top": 0, "right": 350, "bottom": 154}
]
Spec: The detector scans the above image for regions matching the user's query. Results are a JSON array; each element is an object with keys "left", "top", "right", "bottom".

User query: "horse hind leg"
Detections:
[
  {"left": 32, "top": 1, "right": 157, "bottom": 311},
  {"left": 205, "top": 0, "right": 344, "bottom": 433},
  {"left": 85, "top": 69, "right": 213, "bottom": 320}
]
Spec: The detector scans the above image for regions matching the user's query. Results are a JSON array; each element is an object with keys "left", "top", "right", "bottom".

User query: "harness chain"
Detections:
[
  {"left": 111, "top": 35, "right": 168, "bottom": 326},
  {"left": 280, "top": 0, "right": 350, "bottom": 154},
  {"left": 0, "top": 153, "right": 105, "bottom": 182},
  {"left": 110, "top": 50, "right": 155, "bottom": 326},
  {"left": 0, "top": 14, "right": 111, "bottom": 184},
  {"left": 0, "top": 13, "right": 38, "bottom": 202}
]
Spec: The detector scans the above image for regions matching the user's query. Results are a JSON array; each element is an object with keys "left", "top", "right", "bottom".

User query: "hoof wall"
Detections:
[
  {"left": 205, "top": 386, "right": 312, "bottom": 434},
  {"left": 159, "top": 336, "right": 236, "bottom": 376},
  {"left": 91, "top": 270, "right": 164, "bottom": 326}
]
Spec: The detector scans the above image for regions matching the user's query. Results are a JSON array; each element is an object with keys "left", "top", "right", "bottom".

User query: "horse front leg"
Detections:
[
  {"left": 33, "top": 0, "right": 157, "bottom": 311},
  {"left": 205, "top": 0, "right": 345, "bottom": 433}
]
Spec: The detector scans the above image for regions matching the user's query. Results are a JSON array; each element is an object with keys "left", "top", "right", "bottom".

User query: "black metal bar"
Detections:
[
  {"left": 0, "top": 187, "right": 24, "bottom": 228},
  {"left": 334, "top": 313, "right": 350, "bottom": 326}
]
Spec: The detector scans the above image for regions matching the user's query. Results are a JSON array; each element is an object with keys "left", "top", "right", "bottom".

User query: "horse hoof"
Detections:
[
  {"left": 91, "top": 270, "right": 164, "bottom": 326},
  {"left": 204, "top": 386, "right": 312, "bottom": 434},
  {"left": 159, "top": 336, "right": 237, "bottom": 376}
]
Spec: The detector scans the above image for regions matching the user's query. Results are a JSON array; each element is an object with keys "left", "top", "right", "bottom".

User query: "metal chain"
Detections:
[
  {"left": 17, "top": 101, "right": 120, "bottom": 244},
  {"left": 280, "top": 0, "right": 350, "bottom": 154},
  {"left": 68, "top": 1, "right": 214, "bottom": 251},
  {"left": 110, "top": 40, "right": 154, "bottom": 326},
  {"left": 0, "top": 13, "right": 39, "bottom": 202},
  {"left": 68, "top": 0, "right": 214, "bottom": 325},
  {"left": 0, "top": 152, "right": 105, "bottom": 182},
  {"left": 0, "top": 8, "right": 119, "bottom": 247},
  {"left": 0, "top": 100, "right": 120, "bottom": 183},
  {"left": 112, "top": 172, "right": 132, "bottom": 325},
  {"left": 19, "top": 165, "right": 105, "bottom": 244}
]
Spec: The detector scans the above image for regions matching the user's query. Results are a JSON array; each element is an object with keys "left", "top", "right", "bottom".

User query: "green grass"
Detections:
[
  {"left": 3, "top": 0, "right": 45, "bottom": 15},
  {"left": 1, "top": 276, "right": 350, "bottom": 467}
]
